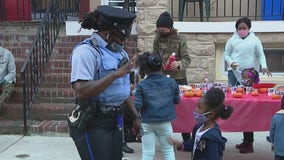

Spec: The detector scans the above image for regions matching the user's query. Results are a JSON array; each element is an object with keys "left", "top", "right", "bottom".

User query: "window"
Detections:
[
  {"left": 265, "top": 48, "right": 284, "bottom": 73},
  {"left": 101, "top": 0, "right": 136, "bottom": 13},
  {"left": 107, "top": 0, "right": 124, "bottom": 8}
]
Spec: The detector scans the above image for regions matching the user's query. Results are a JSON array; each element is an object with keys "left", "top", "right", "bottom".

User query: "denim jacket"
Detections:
[
  {"left": 134, "top": 72, "right": 180, "bottom": 123},
  {"left": 269, "top": 109, "right": 284, "bottom": 156}
]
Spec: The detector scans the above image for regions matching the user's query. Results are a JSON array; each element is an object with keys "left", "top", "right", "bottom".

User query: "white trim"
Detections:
[
  {"left": 66, "top": 20, "right": 284, "bottom": 35},
  {"left": 65, "top": 21, "right": 137, "bottom": 36},
  {"left": 174, "top": 21, "right": 284, "bottom": 33},
  {"left": 66, "top": 21, "right": 94, "bottom": 36},
  {"left": 101, "top": 0, "right": 108, "bottom": 5}
]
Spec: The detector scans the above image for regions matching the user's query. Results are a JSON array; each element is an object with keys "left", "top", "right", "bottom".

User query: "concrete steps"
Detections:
[
  {"left": 0, "top": 103, "right": 73, "bottom": 134},
  {"left": 0, "top": 120, "right": 69, "bottom": 135},
  {"left": 0, "top": 103, "right": 73, "bottom": 120}
]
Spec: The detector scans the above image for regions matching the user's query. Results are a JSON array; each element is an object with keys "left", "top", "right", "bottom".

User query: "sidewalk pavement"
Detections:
[{"left": 0, "top": 132, "right": 274, "bottom": 160}]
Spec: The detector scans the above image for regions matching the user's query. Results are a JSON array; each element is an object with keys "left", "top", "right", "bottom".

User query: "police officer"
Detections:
[
  {"left": 153, "top": 11, "right": 191, "bottom": 141},
  {"left": 0, "top": 46, "right": 16, "bottom": 111},
  {"left": 69, "top": 5, "right": 142, "bottom": 160}
]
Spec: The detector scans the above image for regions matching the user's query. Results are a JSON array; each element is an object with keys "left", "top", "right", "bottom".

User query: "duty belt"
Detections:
[{"left": 99, "top": 105, "right": 122, "bottom": 114}]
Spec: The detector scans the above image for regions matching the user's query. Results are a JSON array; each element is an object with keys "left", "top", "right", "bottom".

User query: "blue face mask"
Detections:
[
  {"left": 106, "top": 41, "right": 124, "bottom": 52},
  {"left": 193, "top": 111, "right": 211, "bottom": 124}
]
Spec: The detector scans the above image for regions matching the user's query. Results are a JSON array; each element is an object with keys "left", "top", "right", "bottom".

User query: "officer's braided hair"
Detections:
[
  {"left": 80, "top": 10, "right": 113, "bottom": 31},
  {"left": 204, "top": 87, "right": 233, "bottom": 120}
]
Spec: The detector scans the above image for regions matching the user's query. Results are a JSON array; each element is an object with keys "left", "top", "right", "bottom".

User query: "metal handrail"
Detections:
[{"left": 20, "top": 0, "right": 71, "bottom": 135}]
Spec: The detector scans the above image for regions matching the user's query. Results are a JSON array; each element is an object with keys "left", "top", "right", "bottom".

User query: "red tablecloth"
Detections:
[{"left": 172, "top": 93, "right": 281, "bottom": 133}]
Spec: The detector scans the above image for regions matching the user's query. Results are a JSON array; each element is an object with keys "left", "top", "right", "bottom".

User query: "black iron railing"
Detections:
[
  {"left": 20, "top": 0, "right": 73, "bottom": 135},
  {"left": 170, "top": 0, "right": 284, "bottom": 21}
]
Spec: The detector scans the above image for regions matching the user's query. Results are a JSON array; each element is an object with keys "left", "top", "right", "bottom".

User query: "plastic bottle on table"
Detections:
[
  {"left": 164, "top": 52, "right": 176, "bottom": 70},
  {"left": 202, "top": 77, "right": 208, "bottom": 94}
]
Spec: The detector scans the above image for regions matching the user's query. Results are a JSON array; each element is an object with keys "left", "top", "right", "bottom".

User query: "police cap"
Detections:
[{"left": 97, "top": 5, "right": 136, "bottom": 36}]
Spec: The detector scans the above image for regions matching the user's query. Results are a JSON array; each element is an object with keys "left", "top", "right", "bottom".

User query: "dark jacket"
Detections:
[{"left": 183, "top": 123, "right": 227, "bottom": 160}]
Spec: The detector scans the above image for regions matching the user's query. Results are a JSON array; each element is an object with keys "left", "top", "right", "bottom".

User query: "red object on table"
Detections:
[
  {"left": 252, "top": 83, "right": 276, "bottom": 89},
  {"left": 172, "top": 93, "right": 281, "bottom": 133}
]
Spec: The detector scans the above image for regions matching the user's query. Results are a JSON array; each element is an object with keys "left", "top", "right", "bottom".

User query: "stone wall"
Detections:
[{"left": 136, "top": 0, "right": 284, "bottom": 84}]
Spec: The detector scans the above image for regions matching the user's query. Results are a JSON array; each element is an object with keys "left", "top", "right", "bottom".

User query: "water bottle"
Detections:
[
  {"left": 164, "top": 53, "right": 176, "bottom": 70},
  {"left": 202, "top": 77, "right": 208, "bottom": 93}
]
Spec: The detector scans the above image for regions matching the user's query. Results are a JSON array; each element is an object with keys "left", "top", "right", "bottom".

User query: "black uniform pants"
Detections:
[
  {"left": 69, "top": 117, "right": 123, "bottom": 160},
  {"left": 243, "top": 132, "right": 254, "bottom": 143}
]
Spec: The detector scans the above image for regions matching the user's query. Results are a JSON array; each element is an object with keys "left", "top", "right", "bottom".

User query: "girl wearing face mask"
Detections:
[
  {"left": 224, "top": 17, "right": 272, "bottom": 154},
  {"left": 224, "top": 17, "right": 272, "bottom": 87},
  {"left": 241, "top": 68, "right": 260, "bottom": 87},
  {"left": 168, "top": 87, "right": 233, "bottom": 160}
]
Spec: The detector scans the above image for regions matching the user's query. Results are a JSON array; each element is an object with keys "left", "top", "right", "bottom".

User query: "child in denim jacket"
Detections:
[
  {"left": 134, "top": 52, "right": 180, "bottom": 160},
  {"left": 268, "top": 95, "right": 284, "bottom": 160}
]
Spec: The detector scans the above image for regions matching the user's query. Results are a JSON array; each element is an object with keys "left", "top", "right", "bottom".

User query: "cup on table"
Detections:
[
  {"left": 207, "top": 83, "right": 213, "bottom": 89},
  {"left": 202, "top": 83, "right": 208, "bottom": 90},
  {"left": 268, "top": 88, "right": 275, "bottom": 96},
  {"left": 221, "top": 83, "right": 227, "bottom": 89},
  {"left": 237, "top": 85, "right": 244, "bottom": 89},
  {"left": 245, "top": 87, "right": 251, "bottom": 94},
  {"left": 275, "top": 90, "right": 280, "bottom": 95},
  {"left": 222, "top": 88, "right": 227, "bottom": 95},
  {"left": 195, "top": 83, "right": 201, "bottom": 90},
  {"left": 231, "top": 86, "right": 237, "bottom": 94}
]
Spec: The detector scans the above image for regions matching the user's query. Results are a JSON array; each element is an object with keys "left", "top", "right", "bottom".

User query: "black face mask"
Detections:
[
  {"left": 106, "top": 41, "right": 124, "bottom": 53},
  {"left": 159, "top": 32, "right": 171, "bottom": 38}
]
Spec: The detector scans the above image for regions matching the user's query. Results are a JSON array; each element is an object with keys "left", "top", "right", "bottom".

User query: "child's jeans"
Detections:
[
  {"left": 141, "top": 121, "right": 175, "bottom": 160},
  {"left": 275, "top": 154, "right": 284, "bottom": 160}
]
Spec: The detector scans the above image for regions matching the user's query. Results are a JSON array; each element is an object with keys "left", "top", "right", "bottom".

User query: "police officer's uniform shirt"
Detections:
[{"left": 70, "top": 33, "right": 130, "bottom": 106}]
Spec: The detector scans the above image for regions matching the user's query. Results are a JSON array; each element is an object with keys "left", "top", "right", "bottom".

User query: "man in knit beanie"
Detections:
[
  {"left": 156, "top": 11, "right": 173, "bottom": 28},
  {"left": 156, "top": 11, "right": 174, "bottom": 38},
  {"left": 153, "top": 11, "right": 192, "bottom": 141}
]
